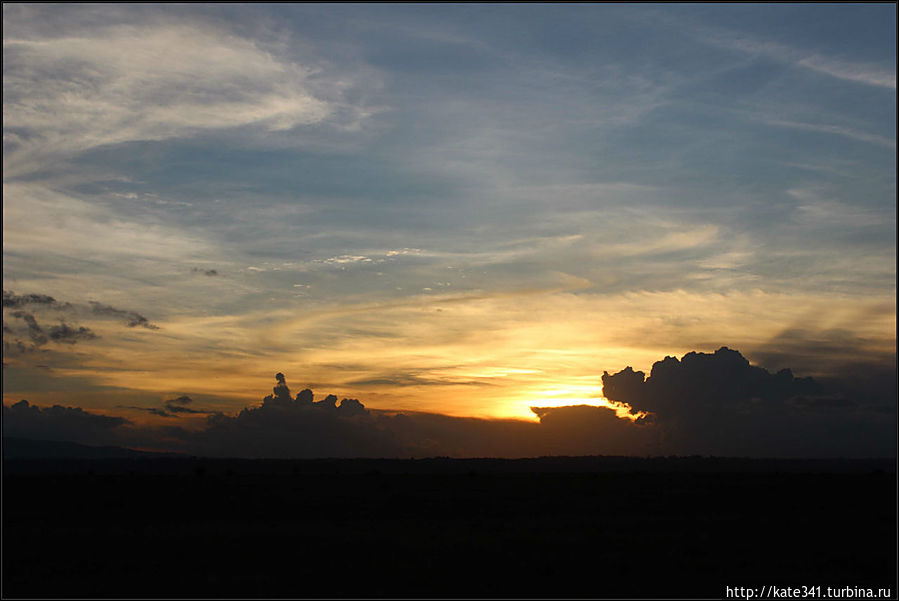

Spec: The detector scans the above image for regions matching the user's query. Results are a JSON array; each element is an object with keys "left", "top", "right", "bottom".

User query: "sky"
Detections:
[{"left": 2, "top": 4, "right": 896, "bottom": 457}]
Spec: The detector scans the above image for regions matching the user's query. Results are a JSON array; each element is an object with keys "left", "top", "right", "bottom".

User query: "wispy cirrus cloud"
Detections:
[
  {"left": 766, "top": 119, "right": 895, "bottom": 149},
  {"left": 2, "top": 182, "right": 214, "bottom": 265},
  {"left": 694, "top": 25, "right": 895, "bottom": 90},
  {"left": 2, "top": 16, "right": 375, "bottom": 177},
  {"left": 787, "top": 187, "right": 895, "bottom": 229},
  {"left": 795, "top": 54, "right": 896, "bottom": 90}
]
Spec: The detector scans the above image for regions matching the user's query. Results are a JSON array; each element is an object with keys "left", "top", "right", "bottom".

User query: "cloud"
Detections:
[
  {"left": 695, "top": 24, "right": 896, "bottom": 90},
  {"left": 5, "top": 352, "right": 894, "bottom": 459},
  {"left": 3, "top": 399, "right": 130, "bottom": 443},
  {"left": 601, "top": 347, "right": 895, "bottom": 456},
  {"left": 164, "top": 404, "right": 209, "bottom": 415},
  {"left": 2, "top": 18, "right": 348, "bottom": 176},
  {"left": 2, "top": 291, "right": 160, "bottom": 363},
  {"left": 602, "top": 346, "right": 820, "bottom": 416},
  {"left": 47, "top": 323, "right": 98, "bottom": 344},
  {"left": 117, "top": 395, "right": 217, "bottom": 418},
  {"left": 118, "top": 405, "right": 178, "bottom": 418},
  {"left": 786, "top": 188, "right": 891, "bottom": 229},
  {"left": 88, "top": 302, "right": 159, "bottom": 330},
  {"left": 2, "top": 339, "right": 31, "bottom": 357},
  {"left": 321, "top": 255, "right": 373, "bottom": 265},
  {"left": 11, "top": 312, "right": 48, "bottom": 346},
  {"left": 2, "top": 182, "right": 216, "bottom": 270},
  {"left": 794, "top": 54, "right": 896, "bottom": 90},
  {"left": 528, "top": 404, "right": 653, "bottom": 455},
  {"left": 749, "top": 325, "right": 896, "bottom": 376},
  {"left": 373, "top": 411, "right": 539, "bottom": 458},
  {"left": 3, "top": 290, "right": 159, "bottom": 330},
  {"left": 191, "top": 268, "right": 219, "bottom": 276},
  {"left": 166, "top": 395, "right": 194, "bottom": 405},
  {"left": 386, "top": 248, "right": 423, "bottom": 257},
  {"left": 1, "top": 371, "right": 650, "bottom": 458},
  {"left": 594, "top": 224, "right": 720, "bottom": 259},
  {"left": 188, "top": 374, "right": 405, "bottom": 458},
  {"left": 2, "top": 291, "right": 65, "bottom": 308},
  {"left": 123, "top": 374, "right": 643, "bottom": 458},
  {"left": 5, "top": 311, "right": 97, "bottom": 354},
  {"left": 766, "top": 119, "right": 895, "bottom": 149},
  {"left": 748, "top": 327, "right": 897, "bottom": 417}
]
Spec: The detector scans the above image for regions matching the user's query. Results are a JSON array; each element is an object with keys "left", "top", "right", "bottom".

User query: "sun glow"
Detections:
[{"left": 505, "top": 383, "right": 648, "bottom": 422}]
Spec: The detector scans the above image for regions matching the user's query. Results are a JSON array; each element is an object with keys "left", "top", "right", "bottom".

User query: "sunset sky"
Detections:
[{"left": 3, "top": 4, "right": 895, "bottom": 452}]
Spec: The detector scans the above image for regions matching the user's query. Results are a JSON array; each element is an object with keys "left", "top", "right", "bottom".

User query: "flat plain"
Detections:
[{"left": 3, "top": 456, "right": 895, "bottom": 598}]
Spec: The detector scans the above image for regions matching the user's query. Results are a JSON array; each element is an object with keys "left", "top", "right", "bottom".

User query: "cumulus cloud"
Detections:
[
  {"left": 190, "top": 374, "right": 404, "bottom": 458},
  {"left": 601, "top": 347, "right": 895, "bottom": 456},
  {"left": 601, "top": 347, "right": 820, "bottom": 416}
]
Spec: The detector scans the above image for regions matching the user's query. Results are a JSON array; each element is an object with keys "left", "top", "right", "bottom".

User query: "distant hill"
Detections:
[{"left": 2, "top": 437, "right": 186, "bottom": 460}]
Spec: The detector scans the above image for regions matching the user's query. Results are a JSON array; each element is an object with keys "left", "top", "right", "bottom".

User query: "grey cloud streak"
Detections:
[
  {"left": 2, "top": 291, "right": 63, "bottom": 308},
  {"left": 5, "top": 311, "right": 98, "bottom": 356},
  {"left": 88, "top": 301, "right": 159, "bottom": 330},
  {"left": 117, "top": 395, "right": 217, "bottom": 419},
  {"left": 11, "top": 312, "right": 48, "bottom": 346},
  {"left": 3, "top": 291, "right": 160, "bottom": 361},
  {"left": 48, "top": 323, "right": 98, "bottom": 344},
  {"left": 3, "top": 290, "right": 159, "bottom": 329}
]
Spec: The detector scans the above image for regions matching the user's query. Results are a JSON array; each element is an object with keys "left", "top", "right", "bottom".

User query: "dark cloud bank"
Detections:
[
  {"left": 3, "top": 400, "right": 130, "bottom": 442},
  {"left": 3, "top": 348, "right": 895, "bottom": 458}
]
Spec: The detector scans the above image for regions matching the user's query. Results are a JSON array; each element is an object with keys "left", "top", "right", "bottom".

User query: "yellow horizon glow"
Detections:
[
  {"left": 0, "top": 382, "right": 647, "bottom": 425},
  {"left": 2, "top": 287, "right": 893, "bottom": 426}
]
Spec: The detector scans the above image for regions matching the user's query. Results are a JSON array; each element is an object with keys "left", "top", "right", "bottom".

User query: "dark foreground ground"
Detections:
[{"left": 3, "top": 456, "right": 896, "bottom": 598}]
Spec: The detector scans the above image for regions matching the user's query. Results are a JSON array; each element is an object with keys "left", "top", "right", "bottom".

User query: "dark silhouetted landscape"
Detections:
[{"left": 3, "top": 444, "right": 896, "bottom": 598}]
